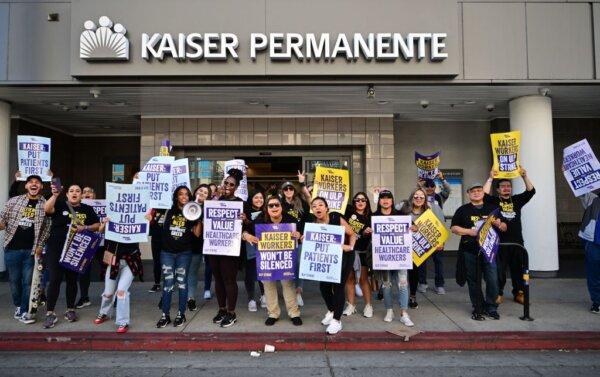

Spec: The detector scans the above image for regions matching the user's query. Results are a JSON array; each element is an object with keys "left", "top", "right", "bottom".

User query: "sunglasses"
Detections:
[
  {"left": 413, "top": 196, "right": 426, "bottom": 200},
  {"left": 354, "top": 198, "right": 367, "bottom": 203},
  {"left": 223, "top": 181, "right": 236, "bottom": 188},
  {"left": 283, "top": 186, "right": 295, "bottom": 191},
  {"left": 268, "top": 203, "right": 281, "bottom": 208}
]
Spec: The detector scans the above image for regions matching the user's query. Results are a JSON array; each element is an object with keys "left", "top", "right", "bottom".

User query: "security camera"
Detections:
[
  {"left": 89, "top": 88, "right": 101, "bottom": 98},
  {"left": 486, "top": 104, "right": 495, "bottom": 112},
  {"left": 420, "top": 100, "right": 429, "bottom": 109},
  {"left": 78, "top": 101, "right": 89, "bottom": 110},
  {"left": 367, "top": 84, "right": 375, "bottom": 99},
  {"left": 538, "top": 87, "right": 551, "bottom": 97}
]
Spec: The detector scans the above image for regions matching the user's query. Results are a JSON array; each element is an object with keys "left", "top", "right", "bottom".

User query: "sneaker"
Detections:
[
  {"left": 203, "top": 290, "right": 212, "bottom": 300},
  {"left": 117, "top": 324, "right": 129, "bottom": 334},
  {"left": 43, "top": 313, "right": 58, "bottom": 329},
  {"left": 156, "top": 313, "right": 171, "bottom": 328},
  {"left": 149, "top": 284, "right": 161, "bottom": 293},
  {"left": 296, "top": 293, "right": 304, "bottom": 307},
  {"left": 435, "top": 286, "right": 446, "bottom": 295},
  {"left": 514, "top": 291, "right": 525, "bottom": 305},
  {"left": 383, "top": 309, "right": 394, "bottom": 322},
  {"left": 342, "top": 303, "right": 356, "bottom": 316},
  {"left": 417, "top": 283, "right": 428, "bottom": 293},
  {"left": 75, "top": 297, "right": 91, "bottom": 309},
  {"left": 363, "top": 304, "right": 374, "bottom": 318},
  {"left": 212, "top": 310, "right": 227, "bottom": 324},
  {"left": 471, "top": 312, "right": 486, "bottom": 321},
  {"left": 291, "top": 317, "right": 303, "bottom": 326},
  {"left": 485, "top": 310, "right": 500, "bottom": 320},
  {"left": 94, "top": 314, "right": 108, "bottom": 325},
  {"left": 13, "top": 307, "right": 22, "bottom": 319},
  {"left": 248, "top": 299, "right": 258, "bottom": 312},
  {"left": 265, "top": 317, "right": 278, "bottom": 326},
  {"left": 355, "top": 283, "right": 363, "bottom": 297},
  {"left": 64, "top": 310, "right": 78, "bottom": 322},
  {"left": 174, "top": 312, "right": 186, "bottom": 327},
  {"left": 19, "top": 312, "right": 36, "bottom": 324},
  {"left": 326, "top": 318, "right": 342, "bottom": 334},
  {"left": 187, "top": 299, "right": 197, "bottom": 312},
  {"left": 400, "top": 313, "right": 414, "bottom": 327},
  {"left": 321, "top": 311, "right": 334, "bottom": 325},
  {"left": 495, "top": 295, "right": 504, "bottom": 305},
  {"left": 591, "top": 303, "right": 600, "bottom": 314},
  {"left": 409, "top": 297, "right": 419, "bottom": 309},
  {"left": 260, "top": 295, "right": 267, "bottom": 308},
  {"left": 220, "top": 312, "right": 237, "bottom": 328}
]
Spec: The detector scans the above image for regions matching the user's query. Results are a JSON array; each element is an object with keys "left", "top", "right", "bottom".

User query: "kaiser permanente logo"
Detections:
[{"left": 80, "top": 16, "right": 129, "bottom": 61}]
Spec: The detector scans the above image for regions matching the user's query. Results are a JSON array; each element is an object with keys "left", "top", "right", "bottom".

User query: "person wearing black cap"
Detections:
[
  {"left": 0, "top": 175, "right": 51, "bottom": 324},
  {"left": 451, "top": 182, "right": 507, "bottom": 321},
  {"left": 243, "top": 189, "right": 266, "bottom": 312}
]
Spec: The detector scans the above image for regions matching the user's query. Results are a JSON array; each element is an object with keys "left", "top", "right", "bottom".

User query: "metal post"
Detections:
[{"left": 499, "top": 242, "right": 534, "bottom": 321}]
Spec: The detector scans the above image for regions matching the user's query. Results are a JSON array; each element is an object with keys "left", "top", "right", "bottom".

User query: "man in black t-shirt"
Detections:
[
  {"left": 483, "top": 166, "right": 535, "bottom": 305},
  {"left": 451, "top": 182, "right": 507, "bottom": 321}
]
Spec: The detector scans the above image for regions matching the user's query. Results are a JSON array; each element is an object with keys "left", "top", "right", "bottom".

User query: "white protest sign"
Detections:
[
  {"left": 17, "top": 135, "right": 52, "bottom": 181},
  {"left": 299, "top": 222, "right": 345, "bottom": 283},
  {"left": 138, "top": 156, "right": 174, "bottom": 209},
  {"left": 371, "top": 215, "right": 413, "bottom": 270},
  {"left": 223, "top": 159, "right": 248, "bottom": 201},
  {"left": 562, "top": 139, "right": 600, "bottom": 197},
  {"left": 202, "top": 200, "right": 243, "bottom": 256},
  {"left": 105, "top": 183, "right": 150, "bottom": 243},
  {"left": 172, "top": 158, "right": 191, "bottom": 191}
]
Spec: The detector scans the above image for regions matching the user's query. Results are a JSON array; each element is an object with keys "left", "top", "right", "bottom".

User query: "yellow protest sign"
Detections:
[
  {"left": 412, "top": 209, "right": 449, "bottom": 267},
  {"left": 490, "top": 131, "right": 521, "bottom": 179},
  {"left": 312, "top": 166, "right": 350, "bottom": 213}
]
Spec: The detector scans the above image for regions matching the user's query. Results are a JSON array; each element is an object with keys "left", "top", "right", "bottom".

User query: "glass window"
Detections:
[{"left": 112, "top": 164, "right": 125, "bottom": 183}]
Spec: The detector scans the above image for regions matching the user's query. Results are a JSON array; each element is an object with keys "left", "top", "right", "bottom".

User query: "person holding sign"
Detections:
[
  {"left": 243, "top": 190, "right": 267, "bottom": 312},
  {"left": 451, "top": 183, "right": 507, "bottom": 321},
  {"left": 490, "top": 131, "right": 521, "bottom": 179},
  {"left": 308, "top": 197, "right": 357, "bottom": 335},
  {"left": 483, "top": 166, "right": 535, "bottom": 305},
  {"left": 342, "top": 192, "right": 374, "bottom": 318},
  {"left": 209, "top": 168, "right": 251, "bottom": 328},
  {"left": 186, "top": 184, "right": 211, "bottom": 311},
  {"left": 375, "top": 190, "right": 414, "bottom": 327},
  {"left": 156, "top": 186, "right": 202, "bottom": 328},
  {"left": 243, "top": 195, "right": 303, "bottom": 326},
  {"left": 0, "top": 174, "right": 51, "bottom": 324},
  {"left": 148, "top": 208, "right": 167, "bottom": 293},
  {"left": 43, "top": 184, "right": 100, "bottom": 328},
  {"left": 579, "top": 191, "right": 600, "bottom": 314}
]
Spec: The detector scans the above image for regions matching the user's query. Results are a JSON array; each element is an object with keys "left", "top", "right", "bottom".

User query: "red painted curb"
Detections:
[{"left": 1, "top": 331, "right": 600, "bottom": 351}]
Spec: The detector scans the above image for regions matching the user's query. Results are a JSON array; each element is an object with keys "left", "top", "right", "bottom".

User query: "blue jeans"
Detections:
[
  {"left": 99, "top": 260, "right": 134, "bottom": 326},
  {"left": 418, "top": 251, "right": 445, "bottom": 287},
  {"left": 160, "top": 250, "right": 192, "bottom": 315},
  {"left": 5, "top": 249, "right": 34, "bottom": 313},
  {"left": 464, "top": 252, "right": 499, "bottom": 313},
  {"left": 382, "top": 269, "right": 409, "bottom": 310},
  {"left": 585, "top": 241, "right": 600, "bottom": 305},
  {"left": 203, "top": 255, "right": 212, "bottom": 292},
  {"left": 187, "top": 253, "right": 202, "bottom": 301}
]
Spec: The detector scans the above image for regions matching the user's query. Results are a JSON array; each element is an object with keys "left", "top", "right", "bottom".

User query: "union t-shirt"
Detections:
[
  {"left": 7, "top": 199, "right": 39, "bottom": 250},
  {"left": 484, "top": 188, "right": 535, "bottom": 244},
  {"left": 450, "top": 202, "right": 499, "bottom": 254}
]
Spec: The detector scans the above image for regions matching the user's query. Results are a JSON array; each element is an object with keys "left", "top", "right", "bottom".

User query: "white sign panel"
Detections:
[
  {"left": 202, "top": 200, "right": 243, "bottom": 256},
  {"left": 172, "top": 158, "right": 191, "bottom": 191},
  {"left": 371, "top": 215, "right": 413, "bottom": 270},
  {"left": 138, "top": 156, "right": 174, "bottom": 209},
  {"left": 223, "top": 159, "right": 248, "bottom": 201},
  {"left": 562, "top": 139, "right": 600, "bottom": 197},
  {"left": 17, "top": 135, "right": 52, "bottom": 181},
  {"left": 298, "top": 222, "right": 345, "bottom": 283},
  {"left": 105, "top": 183, "right": 150, "bottom": 243}
]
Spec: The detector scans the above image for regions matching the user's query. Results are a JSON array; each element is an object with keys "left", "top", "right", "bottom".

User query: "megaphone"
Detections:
[{"left": 183, "top": 201, "right": 202, "bottom": 221}]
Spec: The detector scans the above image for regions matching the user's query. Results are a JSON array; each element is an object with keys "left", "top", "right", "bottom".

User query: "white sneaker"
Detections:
[
  {"left": 203, "top": 290, "right": 212, "bottom": 300},
  {"left": 321, "top": 311, "right": 334, "bottom": 325},
  {"left": 326, "top": 319, "right": 343, "bottom": 334},
  {"left": 435, "top": 286, "right": 446, "bottom": 295},
  {"left": 296, "top": 293, "right": 304, "bottom": 307},
  {"left": 384, "top": 309, "right": 394, "bottom": 322},
  {"left": 363, "top": 304, "right": 374, "bottom": 318},
  {"left": 19, "top": 312, "right": 36, "bottom": 324},
  {"left": 13, "top": 307, "right": 22, "bottom": 319},
  {"left": 355, "top": 284, "right": 363, "bottom": 297},
  {"left": 400, "top": 313, "right": 414, "bottom": 327},
  {"left": 417, "top": 283, "right": 428, "bottom": 293},
  {"left": 248, "top": 299, "right": 257, "bottom": 312},
  {"left": 343, "top": 303, "right": 356, "bottom": 316},
  {"left": 259, "top": 295, "right": 267, "bottom": 308}
]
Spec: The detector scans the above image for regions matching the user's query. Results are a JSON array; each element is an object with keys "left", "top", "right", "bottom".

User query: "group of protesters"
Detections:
[{"left": 4, "top": 160, "right": 600, "bottom": 335}]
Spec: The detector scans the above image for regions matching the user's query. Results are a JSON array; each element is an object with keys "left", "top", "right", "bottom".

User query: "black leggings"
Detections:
[
  {"left": 151, "top": 236, "right": 162, "bottom": 285},
  {"left": 208, "top": 255, "right": 240, "bottom": 312},
  {"left": 46, "top": 248, "right": 78, "bottom": 312},
  {"left": 244, "top": 258, "right": 264, "bottom": 301},
  {"left": 409, "top": 263, "right": 419, "bottom": 296},
  {"left": 320, "top": 252, "right": 355, "bottom": 320}
]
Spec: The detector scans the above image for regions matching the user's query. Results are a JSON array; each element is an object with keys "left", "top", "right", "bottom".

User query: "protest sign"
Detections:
[
  {"left": 562, "top": 139, "right": 600, "bottom": 197},
  {"left": 223, "top": 159, "right": 248, "bottom": 201},
  {"left": 415, "top": 151, "right": 441, "bottom": 179},
  {"left": 491, "top": 131, "right": 521, "bottom": 179},
  {"left": 59, "top": 229, "right": 102, "bottom": 274},
  {"left": 255, "top": 223, "right": 297, "bottom": 281},
  {"left": 105, "top": 183, "right": 150, "bottom": 243},
  {"left": 172, "top": 158, "right": 191, "bottom": 191},
  {"left": 17, "top": 135, "right": 52, "bottom": 181},
  {"left": 82, "top": 199, "right": 106, "bottom": 220},
  {"left": 138, "top": 156, "right": 174, "bottom": 209},
  {"left": 299, "top": 222, "right": 345, "bottom": 283},
  {"left": 202, "top": 200, "right": 243, "bottom": 256},
  {"left": 477, "top": 210, "right": 500, "bottom": 264},
  {"left": 372, "top": 216, "right": 413, "bottom": 270},
  {"left": 311, "top": 166, "right": 350, "bottom": 213},
  {"left": 412, "top": 209, "right": 449, "bottom": 267}
]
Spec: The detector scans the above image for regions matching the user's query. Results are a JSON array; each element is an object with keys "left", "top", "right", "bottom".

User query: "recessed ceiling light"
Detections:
[
  {"left": 108, "top": 101, "right": 128, "bottom": 107},
  {"left": 248, "top": 99, "right": 260, "bottom": 105},
  {"left": 464, "top": 100, "right": 477, "bottom": 105},
  {"left": 377, "top": 100, "right": 389, "bottom": 105}
]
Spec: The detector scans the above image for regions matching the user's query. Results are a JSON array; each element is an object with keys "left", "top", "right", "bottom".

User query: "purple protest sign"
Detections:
[
  {"left": 415, "top": 151, "right": 441, "bottom": 179},
  {"left": 59, "top": 229, "right": 102, "bottom": 274},
  {"left": 255, "top": 223, "right": 297, "bottom": 281},
  {"left": 478, "top": 209, "right": 500, "bottom": 264}
]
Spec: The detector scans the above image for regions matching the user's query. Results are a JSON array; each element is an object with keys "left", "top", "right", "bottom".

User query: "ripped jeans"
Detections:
[
  {"left": 381, "top": 269, "right": 409, "bottom": 310},
  {"left": 160, "top": 250, "right": 192, "bottom": 316},
  {"left": 99, "top": 259, "right": 134, "bottom": 326}
]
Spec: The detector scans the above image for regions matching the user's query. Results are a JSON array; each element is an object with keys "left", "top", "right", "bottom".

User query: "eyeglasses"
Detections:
[
  {"left": 223, "top": 181, "right": 236, "bottom": 188},
  {"left": 354, "top": 198, "right": 367, "bottom": 203},
  {"left": 283, "top": 186, "right": 295, "bottom": 191},
  {"left": 268, "top": 203, "right": 281, "bottom": 208},
  {"left": 413, "top": 196, "right": 426, "bottom": 200}
]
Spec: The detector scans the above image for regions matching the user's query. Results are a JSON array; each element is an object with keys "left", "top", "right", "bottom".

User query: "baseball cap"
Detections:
[
  {"left": 378, "top": 189, "right": 394, "bottom": 199},
  {"left": 467, "top": 182, "right": 484, "bottom": 192},
  {"left": 25, "top": 175, "right": 43, "bottom": 184},
  {"left": 281, "top": 181, "right": 295, "bottom": 190}
]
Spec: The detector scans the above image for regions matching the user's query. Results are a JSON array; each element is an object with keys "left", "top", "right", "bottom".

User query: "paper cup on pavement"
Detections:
[{"left": 264, "top": 344, "right": 275, "bottom": 353}]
